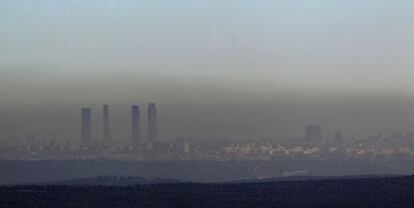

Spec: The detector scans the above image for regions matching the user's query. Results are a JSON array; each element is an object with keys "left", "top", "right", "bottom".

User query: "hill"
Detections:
[
  {"left": 2, "top": 175, "right": 414, "bottom": 208},
  {"left": 43, "top": 176, "right": 180, "bottom": 186}
]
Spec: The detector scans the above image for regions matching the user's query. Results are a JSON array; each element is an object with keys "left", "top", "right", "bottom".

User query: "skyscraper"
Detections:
[
  {"left": 131, "top": 105, "right": 141, "bottom": 144},
  {"left": 334, "top": 131, "right": 343, "bottom": 142},
  {"left": 81, "top": 108, "right": 92, "bottom": 144},
  {"left": 147, "top": 103, "right": 158, "bottom": 142},
  {"left": 102, "top": 104, "right": 112, "bottom": 142},
  {"left": 334, "top": 131, "right": 344, "bottom": 151},
  {"left": 305, "top": 125, "right": 322, "bottom": 142}
]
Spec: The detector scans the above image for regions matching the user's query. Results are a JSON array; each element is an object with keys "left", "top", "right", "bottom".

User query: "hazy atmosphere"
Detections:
[{"left": 1, "top": 0, "right": 414, "bottom": 140}]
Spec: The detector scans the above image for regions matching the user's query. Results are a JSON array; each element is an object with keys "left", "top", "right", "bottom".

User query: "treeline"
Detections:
[{"left": 2, "top": 176, "right": 414, "bottom": 207}]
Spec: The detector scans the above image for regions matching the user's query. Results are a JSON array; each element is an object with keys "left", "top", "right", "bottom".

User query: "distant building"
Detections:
[
  {"left": 335, "top": 131, "right": 343, "bottom": 141},
  {"left": 81, "top": 108, "right": 92, "bottom": 144},
  {"left": 391, "top": 131, "right": 402, "bottom": 140},
  {"left": 102, "top": 104, "right": 112, "bottom": 142},
  {"left": 147, "top": 103, "right": 158, "bottom": 142},
  {"left": 334, "top": 131, "right": 344, "bottom": 150},
  {"left": 305, "top": 125, "right": 322, "bottom": 142},
  {"left": 131, "top": 105, "right": 141, "bottom": 144}
]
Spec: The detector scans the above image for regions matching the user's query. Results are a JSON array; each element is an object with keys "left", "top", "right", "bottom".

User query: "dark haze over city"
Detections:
[
  {"left": 1, "top": 0, "right": 414, "bottom": 140},
  {"left": 2, "top": 1, "right": 414, "bottom": 207}
]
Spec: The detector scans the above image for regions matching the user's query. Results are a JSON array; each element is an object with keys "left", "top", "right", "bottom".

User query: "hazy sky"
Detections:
[{"left": 1, "top": 0, "right": 414, "bottom": 140}]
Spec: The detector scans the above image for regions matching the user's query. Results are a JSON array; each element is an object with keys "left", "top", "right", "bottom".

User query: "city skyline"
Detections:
[
  {"left": 1, "top": 0, "right": 414, "bottom": 140},
  {"left": 79, "top": 104, "right": 159, "bottom": 143},
  {"left": 2, "top": 1, "right": 414, "bottom": 206},
  {"left": 1, "top": 100, "right": 414, "bottom": 141},
  {"left": 79, "top": 104, "right": 338, "bottom": 143},
  {"left": 73, "top": 103, "right": 400, "bottom": 144}
]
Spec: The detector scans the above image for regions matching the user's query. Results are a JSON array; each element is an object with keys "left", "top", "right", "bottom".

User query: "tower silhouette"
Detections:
[
  {"left": 81, "top": 108, "right": 92, "bottom": 144},
  {"left": 131, "top": 105, "right": 141, "bottom": 144},
  {"left": 147, "top": 103, "right": 158, "bottom": 142},
  {"left": 102, "top": 104, "right": 112, "bottom": 142}
]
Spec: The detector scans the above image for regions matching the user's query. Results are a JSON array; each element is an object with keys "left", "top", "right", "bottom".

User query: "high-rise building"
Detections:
[
  {"left": 334, "top": 131, "right": 343, "bottom": 141},
  {"left": 334, "top": 131, "right": 344, "bottom": 151},
  {"left": 305, "top": 125, "right": 322, "bottom": 142},
  {"left": 131, "top": 105, "right": 141, "bottom": 144},
  {"left": 391, "top": 131, "right": 402, "bottom": 140},
  {"left": 102, "top": 104, "right": 112, "bottom": 142},
  {"left": 147, "top": 103, "right": 158, "bottom": 142},
  {"left": 81, "top": 108, "right": 92, "bottom": 144}
]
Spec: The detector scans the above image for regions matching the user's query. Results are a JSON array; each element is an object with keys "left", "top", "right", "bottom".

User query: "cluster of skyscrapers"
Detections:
[
  {"left": 80, "top": 104, "right": 329, "bottom": 146},
  {"left": 81, "top": 103, "right": 158, "bottom": 144}
]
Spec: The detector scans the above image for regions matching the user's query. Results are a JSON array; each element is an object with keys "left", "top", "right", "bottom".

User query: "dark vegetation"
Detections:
[
  {"left": 2, "top": 176, "right": 414, "bottom": 208},
  {"left": 3, "top": 159, "right": 414, "bottom": 185},
  {"left": 44, "top": 176, "right": 180, "bottom": 186}
]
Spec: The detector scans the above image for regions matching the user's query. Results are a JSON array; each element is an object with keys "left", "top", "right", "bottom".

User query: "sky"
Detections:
[{"left": 1, "top": 0, "right": 414, "bottom": 140}]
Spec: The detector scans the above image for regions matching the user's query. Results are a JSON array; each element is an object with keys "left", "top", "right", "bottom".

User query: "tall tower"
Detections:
[
  {"left": 334, "top": 131, "right": 344, "bottom": 151},
  {"left": 81, "top": 108, "right": 92, "bottom": 144},
  {"left": 334, "top": 131, "right": 343, "bottom": 142},
  {"left": 102, "top": 104, "right": 112, "bottom": 142},
  {"left": 147, "top": 103, "right": 158, "bottom": 142},
  {"left": 305, "top": 125, "right": 322, "bottom": 143},
  {"left": 131, "top": 105, "right": 141, "bottom": 144}
]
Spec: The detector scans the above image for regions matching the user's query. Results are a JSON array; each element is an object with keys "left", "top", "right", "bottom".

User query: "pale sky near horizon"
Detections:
[{"left": 1, "top": 0, "right": 414, "bottom": 139}]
